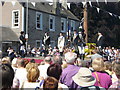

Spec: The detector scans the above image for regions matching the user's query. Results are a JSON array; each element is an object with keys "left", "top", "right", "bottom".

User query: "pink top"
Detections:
[{"left": 92, "top": 71, "right": 112, "bottom": 89}]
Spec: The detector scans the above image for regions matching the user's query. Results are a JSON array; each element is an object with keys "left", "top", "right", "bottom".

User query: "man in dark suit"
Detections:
[
  {"left": 19, "top": 31, "right": 26, "bottom": 46},
  {"left": 96, "top": 32, "right": 105, "bottom": 49},
  {"left": 72, "top": 30, "right": 80, "bottom": 54}
]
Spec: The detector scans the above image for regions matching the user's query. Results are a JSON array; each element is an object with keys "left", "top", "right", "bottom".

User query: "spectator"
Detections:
[
  {"left": 52, "top": 55, "right": 63, "bottom": 65},
  {"left": 38, "top": 56, "right": 51, "bottom": 79},
  {"left": 12, "top": 58, "right": 27, "bottom": 88},
  {"left": 0, "top": 64, "right": 14, "bottom": 89},
  {"left": 92, "top": 58, "right": 112, "bottom": 89},
  {"left": 59, "top": 52, "right": 80, "bottom": 89},
  {"left": 104, "top": 61, "right": 113, "bottom": 76},
  {"left": 72, "top": 67, "right": 105, "bottom": 89},
  {"left": 109, "top": 61, "right": 120, "bottom": 88},
  {"left": 91, "top": 49, "right": 102, "bottom": 61},
  {"left": 11, "top": 58, "right": 18, "bottom": 73},
  {"left": 1, "top": 57, "right": 11, "bottom": 65},
  {"left": 21, "top": 65, "right": 40, "bottom": 88},
  {"left": 47, "top": 64, "right": 68, "bottom": 89},
  {"left": 43, "top": 77, "right": 58, "bottom": 90}
]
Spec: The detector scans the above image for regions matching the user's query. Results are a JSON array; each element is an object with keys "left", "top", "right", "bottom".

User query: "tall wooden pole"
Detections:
[{"left": 83, "top": 0, "right": 88, "bottom": 43}]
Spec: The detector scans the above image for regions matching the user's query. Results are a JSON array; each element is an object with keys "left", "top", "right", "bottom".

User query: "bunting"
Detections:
[
  {"left": 11, "top": 1, "right": 16, "bottom": 6},
  {"left": 97, "top": 8, "right": 100, "bottom": 13},
  {"left": 89, "top": 1, "right": 92, "bottom": 7},
  {"left": 105, "top": 0, "right": 107, "bottom": 4},
  {"left": 81, "top": 1, "right": 120, "bottom": 20},
  {"left": 82, "top": 2, "right": 86, "bottom": 7},
  {"left": 31, "top": 2, "right": 36, "bottom": 7}
]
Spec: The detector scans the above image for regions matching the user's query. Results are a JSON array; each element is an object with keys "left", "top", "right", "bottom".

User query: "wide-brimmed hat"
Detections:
[{"left": 72, "top": 67, "right": 96, "bottom": 87}]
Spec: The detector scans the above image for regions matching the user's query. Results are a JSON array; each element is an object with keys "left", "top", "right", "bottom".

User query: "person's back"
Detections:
[
  {"left": 72, "top": 67, "right": 105, "bottom": 90},
  {"left": 38, "top": 56, "right": 51, "bottom": 79},
  {"left": 60, "top": 52, "right": 80, "bottom": 88},
  {"left": 12, "top": 58, "right": 27, "bottom": 88},
  {"left": 92, "top": 58, "right": 112, "bottom": 89}
]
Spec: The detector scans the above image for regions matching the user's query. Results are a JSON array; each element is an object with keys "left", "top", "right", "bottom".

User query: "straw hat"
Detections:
[{"left": 72, "top": 67, "right": 96, "bottom": 87}]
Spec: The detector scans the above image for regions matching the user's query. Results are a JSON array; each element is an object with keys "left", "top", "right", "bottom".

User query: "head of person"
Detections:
[
  {"left": 30, "top": 59, "right": 35, "bottom": 63},
  {"left": 26, "top": 63, "right": 38, "bottom": 72},
  {"left": 45, "top": 32, "right": 48, "bottom": 36},
  {"left": 65, "top": 52, "right": 77, "bottom": 64},
  {"left": 104, "top": 61, "right": 112, "bottom": 71},
  {"left": 72, "top": 67, "right": 96, "bottom": 87},
  {"left": 112, "top": 61, "right": 120, "bottom": 79},
  {"left": 92, "top": 58, "right": 105, "bottom": 71},
  {"left": 2, "top": 57, "right": 11, "bottom": 65},
  {"left": 0, "top": 64, "right": 14, "bottom": 89},
  {"left": 98, "top": 31, "right": 102, "bottom": 36},
  {"left": 12, "top": 58, "right": 18, "bottom": 67},
  {"left": 59, "top": 32, "right": 63, "bottom": 36},
  {"left": 73, "top": 30, "right": 77, "bottom": 34},
  {"left": 44, "top": 56, "right": 51, "bottom": 64},
  {"left": 43, "top": 77, "right": 58, "bottom": 90},
  {"left": 52, "top": 55, "right": 63, "bottom": 65},
  {"left": 27, "top": 66, "right": 40, "bottom": 82},
  {"left": 47, "top": 64, "right": 62, "bottom": 80},
  {"left": 17, "top": 58, "right": 25, "bottom": 68},
  {"left": 20, "top": 31, "right": 24, "bottom": 35}
]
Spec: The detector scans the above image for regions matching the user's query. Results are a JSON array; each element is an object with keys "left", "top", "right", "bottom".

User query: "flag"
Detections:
[
  {"left": 31, "top": 2, "right": 36, "bottom": 7},
  {"left": 82, "top": 2, "right": 86, "bottom": 7},
  {"left": 89, "top": 1, "right": 92, "bottom": 7},
  {"left": 97, "top": 7, "right": 100, "bottom": 13},
  {"left": 109, "top": 12, "right": 113, "bottom": 16},
  {"left": 105, "top": 0, "right": 107, "bottom": 4},
  {"left": 11, "top": 1, "right": 16, "bottom": 6},
  {"left": 96, "top": 0, "right": 99, "bottom": 6}
]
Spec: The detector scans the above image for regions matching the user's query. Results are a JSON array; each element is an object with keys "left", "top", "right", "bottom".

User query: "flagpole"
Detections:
[
  {"left": 83, "top": 0, "right": 88, "bottom": 43},
  {"left": 25, "top": 0, "right": 28, "bottom": 50}
]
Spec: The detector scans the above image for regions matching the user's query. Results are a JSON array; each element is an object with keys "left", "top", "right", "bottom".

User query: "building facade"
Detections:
[{"left": 2, "top": 1, "right": 80, "bottom": 51}]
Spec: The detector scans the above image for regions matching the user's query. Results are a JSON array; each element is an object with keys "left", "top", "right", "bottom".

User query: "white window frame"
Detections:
[
  {"left": 49, "top": 15, "right": 55, "bottom": 31},
  {"left": 36, "top": 12, "right": 43, "bottom": 30},
  {"left": 61, "top": 18, "right": 66, "bottom": 32},
  {"left": 50, "top": 41, "right": 55, "bottom": 48},
  {"left": 71, "top": 20, "right": 75, "bottom": 31},
  {"left": 12, "top": 10, "right": 20, "bottom": 28},
  {"left": 36, "top": 40, "right": 42, "bottom": 48}
]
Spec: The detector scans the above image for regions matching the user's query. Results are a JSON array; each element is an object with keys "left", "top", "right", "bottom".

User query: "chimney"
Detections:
[
  {"left": 61, "top": 0, "right": 67, "bottom": 10},
  {"left": 53, "top": 0, "right": 60, "bottom": 15}
]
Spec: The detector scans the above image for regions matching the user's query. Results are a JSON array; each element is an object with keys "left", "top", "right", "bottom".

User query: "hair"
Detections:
[
  {"left": 112, "top": 61, "right": 120, "bottom": 78},
  {"left": 104, "top": 61, "right": 112, "bottom": 71},
  {"left": 44, "top": 56, "right": 51, "bottom": 63},
  {"left": 27, "top": 66, "right": 39, "bottom": 82},
  {"left": 2, "top": 57, "right": 11, "bottom": 65},
  {"left": 52, "top": 55, "right": 63, "bottom": 65},
  {"left": 92, "top": 58, "right": 105, "bottom": 71},
  {"left": 20, "top": 31, "right": 24, "bottom": 34},
  {"left": 47, "top": 64, "right": 62, "bottom": 80},
  {"left": 26, "top": 63, "right": 38, "bottom": 72},
  {"left": 65, "top": 52, "right": 77, "bottom": 64},
  {"left": 43, "top": 77, "right": 58, "bottom": 90},
  {"left": 17, "top": 58, "right": 25, "bottom": 67},
  {"left": 30, "top": 59, "right": 35, "bottom": 63},
  {"left": 1, "top": 64, "right": 14, "bottom": 88}
]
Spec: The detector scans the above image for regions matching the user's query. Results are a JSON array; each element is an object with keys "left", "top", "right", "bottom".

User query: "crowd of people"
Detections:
[{"left": 1, "top": 46, "right": 120, "bottom": 89}]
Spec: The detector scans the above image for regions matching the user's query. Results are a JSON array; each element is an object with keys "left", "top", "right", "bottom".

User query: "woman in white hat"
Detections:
[{"left": 72, "top": 67, "right": 105, "bottom": 89}]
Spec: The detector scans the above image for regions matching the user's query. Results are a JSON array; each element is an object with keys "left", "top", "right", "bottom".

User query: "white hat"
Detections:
[{"left": 72, "top": 67, "right": 96, "bottom": 87}]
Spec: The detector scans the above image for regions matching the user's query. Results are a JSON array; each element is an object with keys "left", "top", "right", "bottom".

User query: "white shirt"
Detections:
[
  {"left": 38, "top": 64, "right": 50, "bottom": 79},
  {"left": 13, "top": 68, "right": 27, "bottom": 88}
]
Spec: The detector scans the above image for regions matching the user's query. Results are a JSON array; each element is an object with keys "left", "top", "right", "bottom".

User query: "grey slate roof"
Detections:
[
  {"left": 23, "top": 2, "right": 80, "bottom": 21},
  {"left": 0, "top": 27, "right": 19, "bottom": 42}
]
